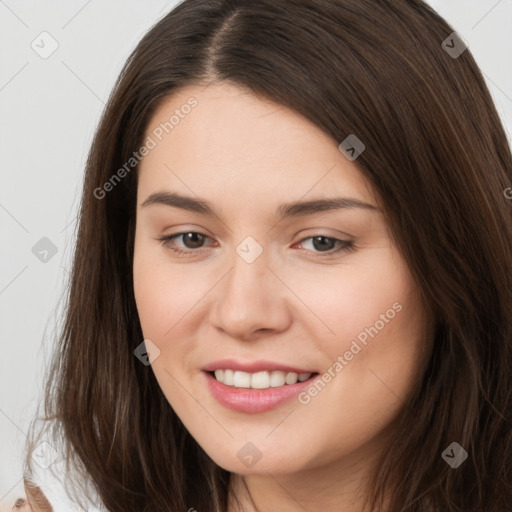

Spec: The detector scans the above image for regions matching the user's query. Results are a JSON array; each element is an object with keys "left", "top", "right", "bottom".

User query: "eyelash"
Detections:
[{"left": 157, "top": 231, "right": 355, "bottom": 258}]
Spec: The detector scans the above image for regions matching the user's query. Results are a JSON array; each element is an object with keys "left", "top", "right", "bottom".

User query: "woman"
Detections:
[{"left": 19, "top": 0, "right": 512, "bottom": 511}]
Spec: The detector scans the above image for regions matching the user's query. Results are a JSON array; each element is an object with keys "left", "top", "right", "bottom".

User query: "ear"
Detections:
[{"left": 23, "top": 479, "right": 53, "bottom": 512}]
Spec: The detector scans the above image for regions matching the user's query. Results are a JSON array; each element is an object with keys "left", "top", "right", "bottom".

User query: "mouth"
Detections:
[
  {"left": 208, "top": 369, "right": 315, "bottom": 389},
  {"left": 201, "top": 360, "right": 319, "bottom": 413}
]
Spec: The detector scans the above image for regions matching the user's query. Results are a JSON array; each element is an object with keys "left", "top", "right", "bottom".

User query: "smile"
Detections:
[
  {"left": 201, "top": 361, "right": 320, "bottom": 413},
  {"left": 212, "top": 369, "right": 312, "bottom": 389}
]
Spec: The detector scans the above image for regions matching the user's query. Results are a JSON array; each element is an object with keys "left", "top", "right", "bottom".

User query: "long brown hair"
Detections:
[{"left": 25, "top": 1, "right": 512, "bottom": 510}]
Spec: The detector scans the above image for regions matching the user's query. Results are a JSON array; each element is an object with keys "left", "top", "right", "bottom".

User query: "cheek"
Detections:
[
  {"left": 281, "top": 247, "right": 419, "bottom": 358},
  {"left": 132, "top": 246, "right": 197, "bottom": 404},
  {"left": 133, "top": 238, "right": 200, "bottom": 339},
  {"left": 133, "top": 254, "right": 168, "bottom": 338},
  {"left": 292, "top": 276, "right": 428, "bottom": 468},
  {"left": 294, "top": 247, "right": 429, "bottom": 410}
]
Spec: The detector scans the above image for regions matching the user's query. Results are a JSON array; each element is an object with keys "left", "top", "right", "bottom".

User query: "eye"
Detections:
[
  {"left": 158, "top": 231, "right": 212, "bottom": 255},
  {"left": 295, "top": 235, "right": 355, "bottom": 257}
]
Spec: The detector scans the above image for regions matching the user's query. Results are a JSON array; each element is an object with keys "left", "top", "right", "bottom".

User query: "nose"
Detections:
[{"left": 209, "top": 244, "right": 292, "bottom": 341}]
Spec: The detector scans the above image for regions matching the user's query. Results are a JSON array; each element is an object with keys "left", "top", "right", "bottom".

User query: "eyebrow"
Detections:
[{"left": 141, "top": 191, "right": 379, "bottom": 219}]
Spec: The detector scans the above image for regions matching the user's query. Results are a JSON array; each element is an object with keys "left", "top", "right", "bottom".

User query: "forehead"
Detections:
[{"left": 137, "top": 82, "right": 377, "bottom": 209}]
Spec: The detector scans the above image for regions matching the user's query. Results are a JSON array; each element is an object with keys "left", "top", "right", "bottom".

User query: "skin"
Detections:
[{"left": 133, "top": 82, "right": 434, "bottom": 511}]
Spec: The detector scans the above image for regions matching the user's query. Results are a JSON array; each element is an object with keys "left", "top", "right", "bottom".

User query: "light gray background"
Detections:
[{"left": 1, "top": 0, "right": 511, "bottom": 507}]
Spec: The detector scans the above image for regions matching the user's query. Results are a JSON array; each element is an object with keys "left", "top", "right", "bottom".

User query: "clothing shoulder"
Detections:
[{"left": 26, "top": 447, "right": 106, "bottom": 512}]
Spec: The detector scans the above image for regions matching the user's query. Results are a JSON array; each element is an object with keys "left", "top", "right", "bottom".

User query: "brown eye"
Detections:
[
  {"left": 178, "top": 232, "right": 207, "bottom": 249},
  {"left": 159, "top": 231, "right": 212, "bottom": 254},
  {"left": 296, "top": 235, "right": 354, "bottom": 256}
]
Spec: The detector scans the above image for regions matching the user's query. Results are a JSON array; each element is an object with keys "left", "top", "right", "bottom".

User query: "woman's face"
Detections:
[{"left": 133, "top": 81, "right": 432, "bottom": 477}]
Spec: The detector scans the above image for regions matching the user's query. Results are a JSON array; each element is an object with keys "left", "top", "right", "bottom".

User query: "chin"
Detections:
[{"left": 200, "top": 441, "right": 309, "bottom": 476}]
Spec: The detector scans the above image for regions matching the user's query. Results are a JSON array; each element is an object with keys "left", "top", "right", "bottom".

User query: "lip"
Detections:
[
  {"left": 201, "top": 359, "right": 317, "bottom": 374},
  {"left": 202, "top": 369, "right": 319, "bottom": 414}
]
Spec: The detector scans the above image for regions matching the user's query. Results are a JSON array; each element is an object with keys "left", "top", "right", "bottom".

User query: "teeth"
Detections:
[
  {"left": 270, "top": 371, "right": 286, "bottom": 387},
  {"left": 212, "top": 369, "right": 313, "bottom": 389},
  {"left": 285, "top": 372, "right": 298, "bottom": 385},
  {"left": 223, "top": 369, "right": 234, "bottom": 386},
  {"left": 233, "top": 370, "right": 251, "bottom": 388},
  {"left": 251, "top": 371, "right": 270, "bottom": 389}
]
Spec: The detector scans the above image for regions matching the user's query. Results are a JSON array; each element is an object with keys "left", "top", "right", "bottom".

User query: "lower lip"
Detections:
[{"left": 203, "top": 371, "right": 317, "bottom": 413}]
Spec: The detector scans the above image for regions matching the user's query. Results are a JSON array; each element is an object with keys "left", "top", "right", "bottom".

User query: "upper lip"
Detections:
[{"left": 202, "top": 359, "right": 317, "bottom": 374}]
